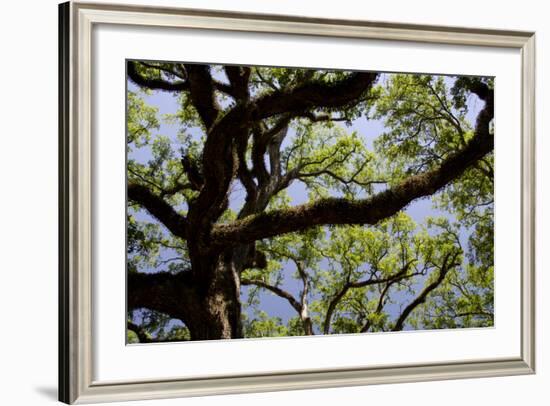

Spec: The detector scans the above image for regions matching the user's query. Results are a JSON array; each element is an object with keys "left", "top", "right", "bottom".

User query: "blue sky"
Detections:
[{"left": 127, "top": 69, "right": 483, "bottom": 335}]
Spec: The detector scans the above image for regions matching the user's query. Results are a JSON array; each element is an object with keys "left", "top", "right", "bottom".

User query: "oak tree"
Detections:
[{"left": 126, "top": 62, "right": 494, "bottom": 341}]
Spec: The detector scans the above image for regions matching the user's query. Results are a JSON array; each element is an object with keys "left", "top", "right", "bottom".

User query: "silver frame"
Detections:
[{"left": 59, "top": 1, "right": 536, "bottom": 403}]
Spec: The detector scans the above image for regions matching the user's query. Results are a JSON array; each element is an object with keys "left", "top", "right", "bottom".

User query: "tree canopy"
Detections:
[{"left": 126, "top": 62, "right": 494, "bottom": 342}]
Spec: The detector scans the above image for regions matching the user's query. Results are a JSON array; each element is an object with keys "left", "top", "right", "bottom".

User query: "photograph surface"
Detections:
[{"left": 126, "top": 61, "right": 494, "bottom": 343}]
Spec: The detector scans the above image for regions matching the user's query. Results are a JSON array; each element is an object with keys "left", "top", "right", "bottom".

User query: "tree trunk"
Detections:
[
  {"left": 303, "top": 317, "right": 314, "bottom": 336},
  {"left": 185, "top": 253, "right": 243, "bottom": 340}
]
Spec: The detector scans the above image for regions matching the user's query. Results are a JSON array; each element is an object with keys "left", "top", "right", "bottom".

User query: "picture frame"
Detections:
[{"left": 59, "top": 1, "right": 536, "bottom": 404}]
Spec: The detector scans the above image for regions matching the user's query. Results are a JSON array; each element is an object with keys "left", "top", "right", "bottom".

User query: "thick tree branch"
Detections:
[
  {"left": 127, "top": 61, "right": 188, "bottom": 92},
  {"left": 209, "top": 79, "right": 490, "bottom": 248},
  {"left": 183, "top": 64, "right": 220, "bottom": 128},
  {"left": 128, "top": 183, "right": 188, "bottom": 239},
  {"left": 128, "top": 61, "right": 237, "bottom": 97},
  {"left": 300, "top": 111, "right": 352, "bottom": 123},
  {"left": 128, "top": 271, "right": 195, "bottom": 321},
  {"left": 225, "top": 66, "right": 251, "bottom": 101},
  {"left": 464, "top": 80, "right": 491, "bottom": 102},
  {"left": 184, "top": 67, "right": 255, "bottom": 232},
  {"left": 180, "top": 154, "right": 204, "bottom": 191},
  {"left": 236, "top": 145, "right": 259, "bottom": 218},
  {"left": 243, "top": 72, "right": 376, "bottom": 195},
  {"left": 242, "top": 248, "right": 267, "bottom": 270},
  {"left": 187, "top": 106, "right": 245, "bottom": 235},
  {"left": 253, "top": 72, "right": 379, "bottom": 120},
  {"left": 212, "top": 122, "right": 493, "bottom": 246},
  {"left": 212, "top": 85, "right": 493, "bottom": 246},
  {"left": 139, "top": 62, "right": 187, "bottom": 80}
]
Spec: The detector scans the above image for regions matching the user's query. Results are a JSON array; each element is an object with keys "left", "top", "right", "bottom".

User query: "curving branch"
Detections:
[
  {"left": 183, "top": 64, "right": 220, "bottom": 128},
  {"left": 127, "top": 167, "right": 192, "bottom": 198},
  {"left": 392, "top": 252, "right": 460, "bottom": 331},
  {"left": 323, "top": 261, "right": 415, "bottom": 334},
  {"left": 253, "top": 72, "right": 379, "bottom": 120},
  {"left": 251, "top": 115, "right": 293, "bottom": 186},
  {"left": 241, "top": 273, "right": 314, "bottom": 335},
  {"left": 239, "top": 71, "right": 378, "bottom": 203},
  {"left": 180, "top": 154, "right": 204, "bottom": 191},
  {"left": 241, "top": 278, "right": 302, "bottom": 313},
  {"left": 323, "top": 284, "right": 351, "bottom": 335},
  {"left": 360, "top": 281, "right": 394, "bottom": 333},
  {"left": 139, "top": 61, "right": 187, "bottom": 80},
  {"left": 300, "top": 111, "right": 352, "bottom": 123},
  {"left": 127, "top": 61, "right": 188, "bottom": 92},
  {"left": 461, "top": 79, "right": 491, "bottom": 102},
  {"left": 292, "top": 157, "right": 387, "bottom": 191},
  {"left": 128, "top": 183, "right": 188, "bottom": 239},
  {"left": 225, "top": 66, "right": 251, "bottom": 101},
  {"left": 187, "top": 106, "right": 243, "bottom": 235},
  {"left": 127, "top": 61, "right": 237, "bottom": 97}
]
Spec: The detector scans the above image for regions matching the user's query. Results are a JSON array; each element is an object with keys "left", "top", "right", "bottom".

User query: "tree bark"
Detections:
[
  {"left": 128, "top": 255, "right": 244, "bottom": 340},
  {"left": 184, "top": 253, "right": 243, "bottom": 340}
]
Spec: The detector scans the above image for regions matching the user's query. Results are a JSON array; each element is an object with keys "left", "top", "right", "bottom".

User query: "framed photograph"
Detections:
[{"left": 59, "top": 1, "right": 535, "bottom": 404}]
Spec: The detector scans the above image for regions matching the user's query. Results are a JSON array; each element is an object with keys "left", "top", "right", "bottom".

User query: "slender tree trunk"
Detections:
[{"left": 303, "top": 317, "right": 314, "bottom": 335}]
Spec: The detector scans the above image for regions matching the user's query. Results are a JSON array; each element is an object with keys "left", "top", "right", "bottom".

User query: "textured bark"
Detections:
[
  {"left": 186, "top": 254, "right": 243, "bottom": 340},
  {"left": 128, "top": 259, "right": 243, "bottom": 340}
]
